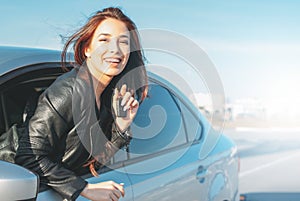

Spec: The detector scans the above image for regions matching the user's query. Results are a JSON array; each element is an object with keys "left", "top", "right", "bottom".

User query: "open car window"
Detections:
[{"left": 0, "top": 63, "right": 65, "bottom": 136}]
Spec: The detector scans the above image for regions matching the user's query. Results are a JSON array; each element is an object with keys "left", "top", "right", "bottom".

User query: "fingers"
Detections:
[
  {"left": 110, "top": 192, "right": 119, "bottom": 201},
  {"left": 113, "top": 88, "right": 119, "bottom": 102},
  {"left": 131, "top": 99, "right": 139, "bottom": 108},
  {"left": 112, "top": 182, "right": 125, "bottom": 197},
  {"left": 120, "top": 84, "right": 127, "bottom": 97},
  {"left": 123, "top": 96, "right": 134, "bottom": 111},
  {"left": 114, "top": 84, "right": 131, "bottom": 104},
  {"left": 115, "top": 84, "right": 139, "bottom": 112},
  {"left": 81, "top": 181, "right": 125, "bottom": 201},
  {"left": 108, "top": 182, "right": 124, "bottom": 201},
  {"left": 121, "top": 91, "right": 132, "bottom": 107}
]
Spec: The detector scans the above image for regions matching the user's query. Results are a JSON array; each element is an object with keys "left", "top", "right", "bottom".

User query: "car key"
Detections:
[{"left": 116, "top": 98, "right": 127, "bottom": 117}]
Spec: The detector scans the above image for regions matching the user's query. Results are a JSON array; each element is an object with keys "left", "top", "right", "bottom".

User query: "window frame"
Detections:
[
  {"left": 0, "top": 93, "right": 7, "bottom": 134},
  {"left": 148, "top": 76, "right": 204, "bottom": 143},
  {"left": 118, "top": 77, "right": 204, "bottom": 167}
]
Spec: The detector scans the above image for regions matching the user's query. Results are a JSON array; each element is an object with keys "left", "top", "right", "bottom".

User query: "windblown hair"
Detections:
[
  {"left": 61, "top": 7, "right": 148, "bottom": 176},
  {"left": 61, "top": 7, "right": 148, "bottom": 100}
]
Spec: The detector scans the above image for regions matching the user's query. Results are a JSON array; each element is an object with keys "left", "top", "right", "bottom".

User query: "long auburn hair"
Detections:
[{"left": 61, "top": 7, "right": 148, "bottom": 176}]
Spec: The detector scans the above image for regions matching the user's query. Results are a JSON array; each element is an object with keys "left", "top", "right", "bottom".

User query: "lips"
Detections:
[{"left": 104, "top": 57, "right": 122, "bottom": 63}]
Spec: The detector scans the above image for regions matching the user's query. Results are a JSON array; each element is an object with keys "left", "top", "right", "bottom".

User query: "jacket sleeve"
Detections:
[
  {"left": 111, "top": 122, "right": 132, "bottom": 150},
  {"left": 15, "top": 80, "right": 87, "bottom": 201}
]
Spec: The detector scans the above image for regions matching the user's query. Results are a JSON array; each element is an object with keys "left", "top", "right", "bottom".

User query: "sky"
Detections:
[{"left": 1, "top": 0, "right": 300, "bottom": 117}]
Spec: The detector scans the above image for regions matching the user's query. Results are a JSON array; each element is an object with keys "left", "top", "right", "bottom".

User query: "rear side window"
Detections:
[
  {"left": 129, "top": 83, "right": 187, "bottom": 157},
  {"left": 177, "top": 99, "right": 202, "bottom": 142}
]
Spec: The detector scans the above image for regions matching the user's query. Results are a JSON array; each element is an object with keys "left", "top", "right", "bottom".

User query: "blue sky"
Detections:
[{"left": 1, "top": 0, "right": 300, "bottom": 115}]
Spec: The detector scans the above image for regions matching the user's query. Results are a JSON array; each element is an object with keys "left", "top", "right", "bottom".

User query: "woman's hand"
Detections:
[
  {"left": 80, "top": 181, "right": 125, "bottom": 201},
  {"left": 113, "top": 84, "right": 139, "bottom": 132}
]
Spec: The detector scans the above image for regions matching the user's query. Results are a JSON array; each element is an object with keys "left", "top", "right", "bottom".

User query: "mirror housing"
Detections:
[{"left": 0, "top": 160, "right": 38, "bottom": 200}]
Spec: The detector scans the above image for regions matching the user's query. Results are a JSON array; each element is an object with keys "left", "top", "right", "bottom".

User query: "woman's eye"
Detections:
[
  {"left": 99, "top": 38, "right": 108, "bottom": 42},
  {"left": 120, "top": 40, "right": 129, "bottom": 45}
]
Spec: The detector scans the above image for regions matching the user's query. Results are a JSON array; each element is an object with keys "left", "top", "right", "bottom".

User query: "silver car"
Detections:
[{"left": 0, "top": 46, "right": 239, "bottom": 201}]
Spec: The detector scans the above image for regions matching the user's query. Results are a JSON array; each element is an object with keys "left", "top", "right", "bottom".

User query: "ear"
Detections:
[{"left": 84, "top": 47, "right": 91, "bottom": 58}]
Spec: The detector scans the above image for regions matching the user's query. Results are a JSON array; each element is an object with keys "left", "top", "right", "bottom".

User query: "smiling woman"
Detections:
[
  {"left": 14, "top": 7, "right": 148, "bottom": 201},
  {"left": 85, "top": 18, "right": 130, "bottom": 79}
]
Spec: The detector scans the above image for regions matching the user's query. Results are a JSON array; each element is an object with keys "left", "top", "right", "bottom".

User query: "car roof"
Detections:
[{"left": 0, "top": 46, "right": 62, "bottom": 76}]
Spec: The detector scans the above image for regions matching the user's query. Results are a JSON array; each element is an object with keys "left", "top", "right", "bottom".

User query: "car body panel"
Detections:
[
  {"left": 124, "top": 104, "right": 239, "bottom": 201},
  {"left": 0, "top": 46, "right": 61, "bottom": 76},
  {"left": 37, "top": 166, "right": 133, "bottom": 201},
  {"left": 0, "top": 160, "right": 38, "bottom": 200}
]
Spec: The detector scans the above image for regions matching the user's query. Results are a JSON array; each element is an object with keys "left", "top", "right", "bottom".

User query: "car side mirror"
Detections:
[{"left": 0, "top": 160, "right": 38, "bottom": 200}]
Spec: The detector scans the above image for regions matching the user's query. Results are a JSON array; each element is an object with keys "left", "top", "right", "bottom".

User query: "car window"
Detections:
[
  {"left": 1, "top": 86, "right": 29, "bottom": 129},
  {"left": 128, "top": 83, "right": 187, "bottom": 158},
  {"left": 0, "top": 66, "right": 62, "bottom": 135},
  {"left": 176, "top": 98, "right": 202, "bottom": 142}
]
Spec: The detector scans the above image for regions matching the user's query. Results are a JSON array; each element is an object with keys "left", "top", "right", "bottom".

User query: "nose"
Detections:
[{"left": 109, "top": 38, "right": 120, "bottom": 53}]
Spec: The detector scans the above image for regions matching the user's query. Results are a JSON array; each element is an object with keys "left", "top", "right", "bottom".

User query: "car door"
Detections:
[
  {"left": 123, "top": 82, "right": 212, "bottom": 201},
  {"left": 37, "top": 165, "right": 133, "bottom": 201}
]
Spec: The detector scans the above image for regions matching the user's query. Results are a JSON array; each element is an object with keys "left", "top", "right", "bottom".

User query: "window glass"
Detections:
[
  {"left": 177, "top": 99, "right": 202, "bottom": 142},
  {"left": 129, "top": 83, "right": 187, "bottom": 158}
]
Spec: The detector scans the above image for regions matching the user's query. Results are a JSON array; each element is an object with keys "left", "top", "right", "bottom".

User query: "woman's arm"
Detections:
[{"left": 15, "top": 86, "right": 88, "bottom": 200}]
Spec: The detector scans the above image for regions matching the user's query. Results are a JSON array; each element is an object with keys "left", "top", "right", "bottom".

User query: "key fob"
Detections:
[{"left": 116, "top": 98, "right": 127, "bottom": 117}]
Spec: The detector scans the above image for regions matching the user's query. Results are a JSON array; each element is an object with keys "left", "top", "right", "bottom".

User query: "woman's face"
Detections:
[{"left": 85, "top": 18, "right": 130, "bottom": 77}]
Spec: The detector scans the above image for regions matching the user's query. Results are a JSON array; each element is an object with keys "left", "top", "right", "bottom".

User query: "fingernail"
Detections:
[
  {"left": 120, "top": 183, "right": 124, "bottom": 185},
  {"left": 121, "top": 99, "right": 126, "bottom": 106},
  {"left": 123, "top": 106, "right": 128, "bottom": 111}
]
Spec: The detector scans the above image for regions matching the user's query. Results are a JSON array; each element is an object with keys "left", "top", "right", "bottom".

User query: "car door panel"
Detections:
[
  {"left": 37, "top": 166, "right": 133, "bottom": 201},
  {"left": 124, "top": 144, "right": 212, "bottom": 201},
  {"left": 123, "top": 83, "right": 211, "bottom": 200}
]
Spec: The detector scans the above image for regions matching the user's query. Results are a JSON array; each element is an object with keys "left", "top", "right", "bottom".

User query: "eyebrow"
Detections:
[{"left": 97, "top": 33, "right": 129, "bottom": 38}]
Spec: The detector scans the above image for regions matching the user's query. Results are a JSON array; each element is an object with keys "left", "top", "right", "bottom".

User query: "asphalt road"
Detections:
[{"left": 224, "top": 128, "right": 300, "bottom": 201}]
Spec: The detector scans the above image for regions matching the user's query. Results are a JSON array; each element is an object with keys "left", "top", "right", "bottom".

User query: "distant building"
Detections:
[
  {"left": 191, "top": 92, "right": 226, "bottom": 120},
  {"left": 192, "top": 93, "right": 267, "bottom": 121}
]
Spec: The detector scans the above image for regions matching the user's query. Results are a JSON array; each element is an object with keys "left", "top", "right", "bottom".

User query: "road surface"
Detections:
[{"left": 224, "top": 127, "right": 300, "bottom": 201}]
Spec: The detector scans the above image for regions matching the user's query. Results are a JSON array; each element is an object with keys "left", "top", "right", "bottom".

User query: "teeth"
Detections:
[{"left": 105, "top": 58, "right": 121, "bottom": 63}]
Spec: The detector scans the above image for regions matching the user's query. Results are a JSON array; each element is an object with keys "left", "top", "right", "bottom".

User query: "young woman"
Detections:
[{"left": 15, "top": 7, "right": 148, "bottom": 201}]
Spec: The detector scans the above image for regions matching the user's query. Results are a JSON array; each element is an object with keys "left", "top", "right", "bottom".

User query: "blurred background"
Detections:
[{"left": 1, "top": 0, "right": 300, "bottom": 128}]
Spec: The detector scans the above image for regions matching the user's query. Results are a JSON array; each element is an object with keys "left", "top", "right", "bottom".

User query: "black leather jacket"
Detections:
[{"left": 15, "top": 64, "right": 130, "bottom": 200}]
